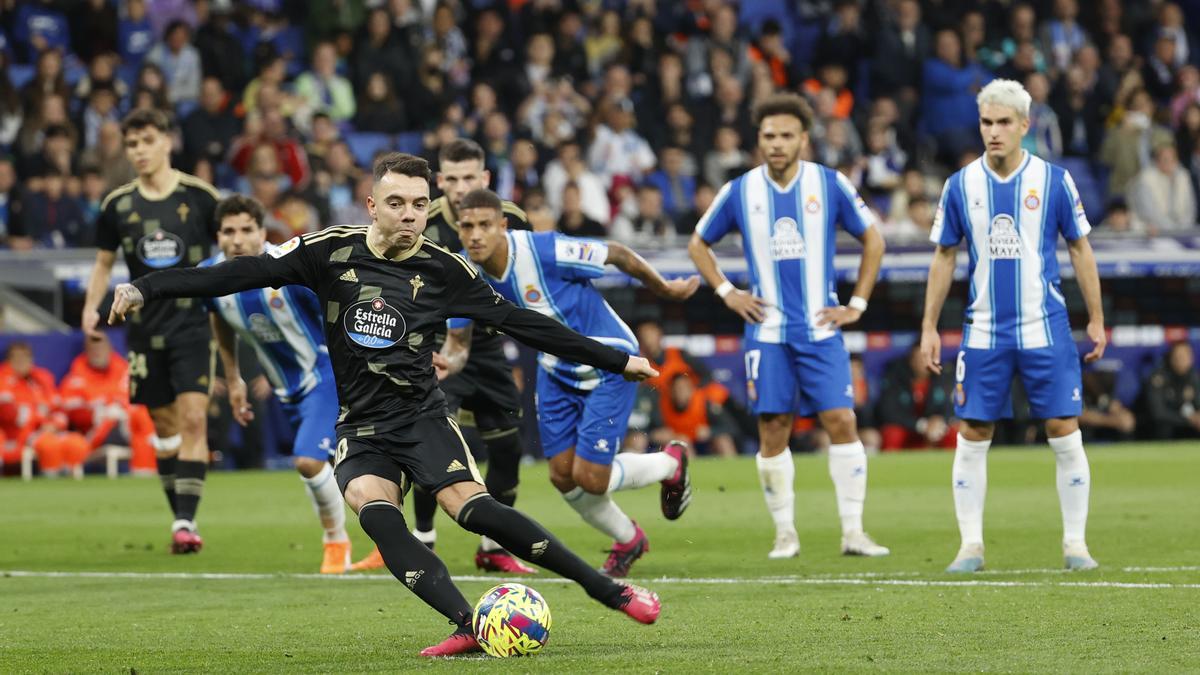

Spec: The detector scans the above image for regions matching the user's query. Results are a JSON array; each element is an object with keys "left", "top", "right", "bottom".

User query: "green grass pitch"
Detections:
[{"left": 1, "top": 443, "right": 1198, "bottom": 672}]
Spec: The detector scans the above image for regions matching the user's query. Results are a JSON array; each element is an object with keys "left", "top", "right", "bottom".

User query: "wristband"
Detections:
[
  {"left": 715, "top": 280, "right": 735, "bottom": 299},
  {"left": 848, "top": 296, "right": 868, "bottom": 312}
]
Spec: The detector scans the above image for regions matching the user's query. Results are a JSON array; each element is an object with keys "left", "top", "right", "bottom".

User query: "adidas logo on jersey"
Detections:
[
  {"left": 446, "top": 459, "right": 466, "bottom": 473},
  {"left": 405, "top": 569, "right": 424, "bottom": 588},
  {"left": 339, "top": 268, "right": 359, "bottom": 282},
  {"left": 530, "top": 539, "right": 549, "bottom": 559}
]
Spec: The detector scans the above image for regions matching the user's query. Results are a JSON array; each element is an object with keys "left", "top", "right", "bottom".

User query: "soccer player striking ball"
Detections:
[
  {"left": 920, "top": 79, "right": 1105, "bottom": 572},
  {"left": 82, "top": 109, "right": 220, "bottom": 553},
  {"left": 455, "top": 188, "right": 698, "bottom": 578},
  {"left": 373, "top": 138, "right": 535, "bottom": 575},
  {"left": 688, "top": 93, "right": 890, "bottom": 560},
  {"left": 108, "top": 153, "right": 663, "bottom": 656},
  {"left": 201, "top": 195, "right": 351, "bottom": 573}
]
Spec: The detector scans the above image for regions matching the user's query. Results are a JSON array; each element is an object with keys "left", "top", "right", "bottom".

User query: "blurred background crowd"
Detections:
[{"left": 2, "top": 0, "right": 1200, "bottom": 250}]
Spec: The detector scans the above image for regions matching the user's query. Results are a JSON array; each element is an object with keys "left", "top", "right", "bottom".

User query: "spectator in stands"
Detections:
[
  {"left": 133, "top": 62, "right": 171, "bottom": 113},
  {"left": 311, "top": 140, "right": 359, "bottom": 223},
  {"left": 646, "top": 145, "right": 696, "bottom": 221},
  {"left": 22, "top": 168, "right": 88, "bottom": 248},
  {"left": 353, "top": 72, "right": 406, "bottom": 134},
  {"left": 815, "top": 0, "right": 867, "bottom": 90},
  {"left": 0, "top": 342, "right": 89, "bottom": 477},
  {"left": 1097, "top": 33, "right": 1136, "bottom": 106},
  {"left": 275, "top": 192, "right": 322, "bottom": 238},
  {"left": 1143, "top": 32, "right": 1181, "bottom": 105},
  {"left": 58, "top": 333, "right": 156, "bottom": 473},
  {"left": 294, "top": 40, "right": 356, "bottom": 127},
  {"left": 702, "top": 73, "right": 754, "bottom": 148},
  {"left": 73, "top": 52, "right": 127, "bottom": 104},
  {"left": 863, "top": 119, "right": 907, "bottom": 207},
  {"left": 815, "top": 118, "right": 863, "bottom": 173},
  {"left": 1101, "top": 88, "right": 1173, "bottom": 197},
  {"left": 920, "top": 29, "right": 993, "bottom": 164},
  {"left": 242, "top": 47, "right": 297, "bottom": 118},
  {"left": 588, "top": 98, "right": 656, "bottom": 190},
  {"left": 118, "top": 0, "right": 155, "bottom": 72},
  {"left": 543, "top": 140, "right": 608, "bottom": 225},
  {"left": 78, "top": 84, "right": 120, "bottom": 152},
  {"left": 193, "top": 0, "right": 245, "bottom": 94},
  {"left": 146, "top": 21, "right": 202, "bottom": 107},
  {"left": 1040, "top": 0, "right": 1090, "bottom": 74},
  {"left": 877, "top": 345, "right": 956, "bottom": 452},
  {"left": 0, "top": 55, "right": 21, "bottom": 150},
  {"left": 650, "top": 373, "right": 739, "bottom": 458},
  {"left": 1023, "top": 72, "right": 1063, "bottom": 159},
  {"left": 676, "top": 181, "right": 716, "bottom": 234},
  {"left": 1170, "top": 67, "right": 1200, "bottom": 128},
  {"left": 20, "top": 48, "right": 69, "bottom": 117},
  {"left": 413, "top": 47, "right": 453, "bottom": 125},
  {"left": 1053, "top": 64, "right": 1104, "bottom": 158},
  {"left": 352, "top": 8, "right": 409, "bottom": 94},
  {"left": 748, "top": 19, "right": 797, "bottom": 90},
  {"left": 556, "top": 182, "right": 606, "bottom": 238},
  {"left": 0, "top": 157, "right": 25, "bottom": 249},
  {"left": 331, "top": 171, "right": 372, "bottom": 226},
  {"left": 1079, "top": 367, "right": 1136, "bottom": 443},
  {"left": 585, "top": 10, "right": 624, "bottom": 77},
  {"left": 980, "top": 3, "right": 1045, "bottom": 76},
  {"left": 181, "top": 77, "right": 239, "bottom": 175},
  {"left": 70, "top": 0, "right": 119, "bottom": 63},
  {"left": 81, "top": 120, "right": 134, "bottom": 191},
  {"left": 704, "top": 126, "right": 751, "bottom": 189},
  {"left": 13, "top": 0, "right": 71, "bottom": 63},
  {"left": 612, "top": 184, "right": 676, "bottom": 248},
  {"left": 684, "top": 4, "right": 749, "bottom": 96},
  {"left": 872, "top": 0, "right": 930, "bottom": 105},
  {"left": 25, "top": 120, "right": 77, "bottom": 180},
  {"left": 230, "top": 109, "right": 311, "bottom": 190},
  {"left": 78, "top": 164, "right": 105, "bottom": 225},
  {"left": 1142, "top": 341, "right": 1200, "bottom": 439},
  {"left": 1128, "top": 140, "right": 1197, "bottom": 234}
]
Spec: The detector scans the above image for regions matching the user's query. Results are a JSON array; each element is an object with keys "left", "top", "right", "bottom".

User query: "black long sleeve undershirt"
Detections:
[{"left": 493, "top": 307, "right": 630, "bottom": 375}]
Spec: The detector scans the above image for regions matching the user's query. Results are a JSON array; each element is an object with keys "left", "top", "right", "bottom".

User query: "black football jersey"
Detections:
[
  {"left": 96, "top": 172, "right": 219, "bottom": 342},
  {"left": 132, "top": 225, "right": 628, "bottom": 437}
]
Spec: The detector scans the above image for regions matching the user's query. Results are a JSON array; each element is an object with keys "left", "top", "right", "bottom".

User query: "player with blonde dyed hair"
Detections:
[{"left": 920, "top": 78, "right": 1107, "bottom": 572}]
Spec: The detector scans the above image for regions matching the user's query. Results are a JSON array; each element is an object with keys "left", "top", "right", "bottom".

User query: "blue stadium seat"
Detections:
[
  {"left": 7, "top": 63, "right": 34, "bottom": 89},
  {"left": 345, "top": 131, "right": 394, "bottom": 168},
  {"left": 394, "top": 131, "right": 423, "bottom": 155},
  {"left": 1058, "top": 157, "right": 1106, "bottom": 223}
]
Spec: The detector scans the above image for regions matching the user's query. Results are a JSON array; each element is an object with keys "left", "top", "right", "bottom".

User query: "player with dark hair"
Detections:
[
  {"left": 82, "top": 108, "right": 221, "bottom": 553},
  {"left": 108, "top": 152, "right": 663, "bottom": 657},
  {"left": 202, "top": 194, "right": 351, "bottom": 573},
  {"left": 455, "top": 187, "right": 698, "bottom": 578},
  {"left": 351, "top": 138, "right": 535, "bottom": 574},
  {"left": 689, "top": 92, "right": 891, "bottom": 560}
]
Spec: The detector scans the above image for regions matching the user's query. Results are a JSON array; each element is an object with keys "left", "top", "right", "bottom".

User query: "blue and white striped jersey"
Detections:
[
  {"left": 201, "top": 245, "right": 333, "bottom": 402},
  {"left": 470, "top": 230, "right": 638, "bottom": 391},
  {"left": 696, "top": 161, "right": 877, "bottom": 344},
  {"left": 930, "top": 151, "right": 1091, "bottom": 350}
]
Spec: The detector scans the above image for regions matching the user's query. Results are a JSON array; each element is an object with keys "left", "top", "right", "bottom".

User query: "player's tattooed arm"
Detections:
[
  {"left": 919, "top": 244, "right": 958, "bottom": 375},
  {"left": 436, "top": 322, "right": 474, "bottom": 380},
  {"left": 605, "top": 241, "right": 700, "bottom": 301}
]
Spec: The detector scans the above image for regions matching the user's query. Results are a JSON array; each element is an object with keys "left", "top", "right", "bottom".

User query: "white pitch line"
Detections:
[{"left": 2, "top": 570, "right": 1198, "bottom": 590}]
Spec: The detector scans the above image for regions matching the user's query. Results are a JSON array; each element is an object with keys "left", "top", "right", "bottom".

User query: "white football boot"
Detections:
[
  {"left": 767, "top": 529, "right": 800, "bottom": 559},
  {"left": 841, "top": 531, "right": 891, "bottom": 557},
  {"left": 945, "top": 542, "right": 985, "bottom": 573},
  {"left": 1063, "top": 541, "right": 1099, "bottom": 570}
]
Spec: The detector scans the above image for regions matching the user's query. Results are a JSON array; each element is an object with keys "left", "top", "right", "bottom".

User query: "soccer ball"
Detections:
[{"left": 472, "top": 583, "right": 552, "bottom": 657}]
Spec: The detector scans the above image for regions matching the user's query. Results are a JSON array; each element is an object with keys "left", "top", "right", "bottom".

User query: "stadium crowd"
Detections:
[{"left": 0, "top": 0, "right": 1199, "bottom": 250}]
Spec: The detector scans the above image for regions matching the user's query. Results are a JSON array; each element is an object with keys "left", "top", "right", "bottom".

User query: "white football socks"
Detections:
[
  {"left": 828, "top": 441, "right": 868, "bottom": 535},
  {"left": 607, "top": 451, "right": 678, "bottom": 492},
  {"left": 756, "top": 450, "right": 796, "bottom": 533},
  {"left": 562, "top": 487, "right": 637, "bottom": 543},
  {"left": 301, "top": 464, "right": 348, "bottom": 543},
  {"left": 1049, "top": 430, "right": 1090, "bottom": 545},
  {"left": 952, "top": 434, "right": 991, "bottom": 546}
]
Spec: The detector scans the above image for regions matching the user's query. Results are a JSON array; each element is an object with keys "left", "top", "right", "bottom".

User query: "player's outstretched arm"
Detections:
[
  {"left": 210, "top": 313, "right": 253, "bottom": 426},
  {"left": 687, "top": 232, "right": 768, "bottom": 323},
  {"left": 1067, "top": 236, "right": 1106, "bottom": 363},
  {"left": 496, "top": 308, "right": 658, "bottom": 382},
  {"left": 82, "top": 250, "right": 117, "bottom": 338},
  {"left": 920, "top": 244, "right": 958, "bottom": 375},
  {"left": 605, "top": 241, "right": 700, "bottom": 301}
]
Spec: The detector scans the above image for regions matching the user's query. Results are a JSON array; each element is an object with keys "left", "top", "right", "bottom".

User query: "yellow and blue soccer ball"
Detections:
[{"left": 472, "top": 583, "right": 552, "bottom": 657}]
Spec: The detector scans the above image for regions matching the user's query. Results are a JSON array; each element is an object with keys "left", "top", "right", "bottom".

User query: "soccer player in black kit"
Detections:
[
  {"left": 82, "top": 109, "right": 220, "bottom": 553},
  {"left": 404, "top": 138, "right": 535, "bottom": 574},
  {"left": 108, "top": 153, "right": 663, "bottom": 657}
]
